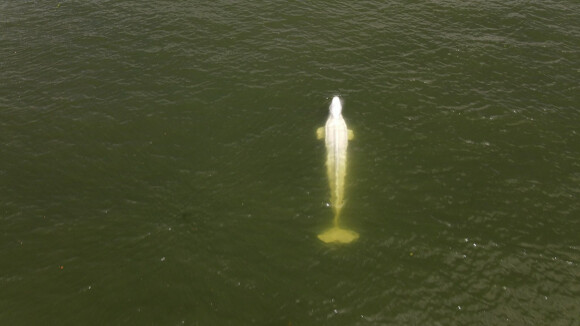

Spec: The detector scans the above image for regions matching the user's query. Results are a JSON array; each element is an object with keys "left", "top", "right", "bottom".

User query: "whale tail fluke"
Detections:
[{"left": 318, "top": 227, "right": 359, "bottom": 244}]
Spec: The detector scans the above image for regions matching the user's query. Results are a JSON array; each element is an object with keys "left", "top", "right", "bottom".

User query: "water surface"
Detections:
[{"left": 1, "top": 0, "right": 579, "bottom": 324}]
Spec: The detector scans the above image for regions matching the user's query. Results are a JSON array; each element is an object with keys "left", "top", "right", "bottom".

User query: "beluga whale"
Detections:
[{"left": 316, "top": 96, "right": 359, "bottom": 244}]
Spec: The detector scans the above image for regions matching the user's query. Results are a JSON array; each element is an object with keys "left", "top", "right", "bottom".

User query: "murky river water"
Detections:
[{"left": 1, "top": 0, "right": 579, "bottom": 324}]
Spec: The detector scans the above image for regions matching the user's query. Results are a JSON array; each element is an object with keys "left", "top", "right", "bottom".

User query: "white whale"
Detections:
[{"left": 316, "top": 96, "right": 359, "bottom": 244}]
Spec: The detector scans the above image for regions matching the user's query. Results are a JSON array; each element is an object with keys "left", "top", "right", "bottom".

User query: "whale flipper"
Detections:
[{"left": 317, "top": 127, "right": 325, "bottom": 140}]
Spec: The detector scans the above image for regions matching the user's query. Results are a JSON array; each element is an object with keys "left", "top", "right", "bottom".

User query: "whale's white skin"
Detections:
[
  {"left": 321, "top": 97, "right": 349, "bottom": 216},
  {"left": 316, "top": 96, "right": 358, "bottom": 244}
]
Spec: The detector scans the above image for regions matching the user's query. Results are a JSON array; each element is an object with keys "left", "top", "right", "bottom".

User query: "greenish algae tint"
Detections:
[{"left": 1, "top": 0, "right": 579, "bottom": 324}]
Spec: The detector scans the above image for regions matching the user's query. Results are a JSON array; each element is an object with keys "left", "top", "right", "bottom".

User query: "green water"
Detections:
[{"left": 1, "top": 0, "right": 579, "bottom": 324}]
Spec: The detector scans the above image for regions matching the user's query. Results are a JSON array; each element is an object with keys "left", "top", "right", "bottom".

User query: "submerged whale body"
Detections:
[{"left": 316, "top": 96, "right": 359, "bottom": 244}]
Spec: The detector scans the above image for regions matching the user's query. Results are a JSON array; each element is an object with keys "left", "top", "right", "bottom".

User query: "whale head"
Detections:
[{"left": 330, "top": 96, "right": 342, "bottom": 117}]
